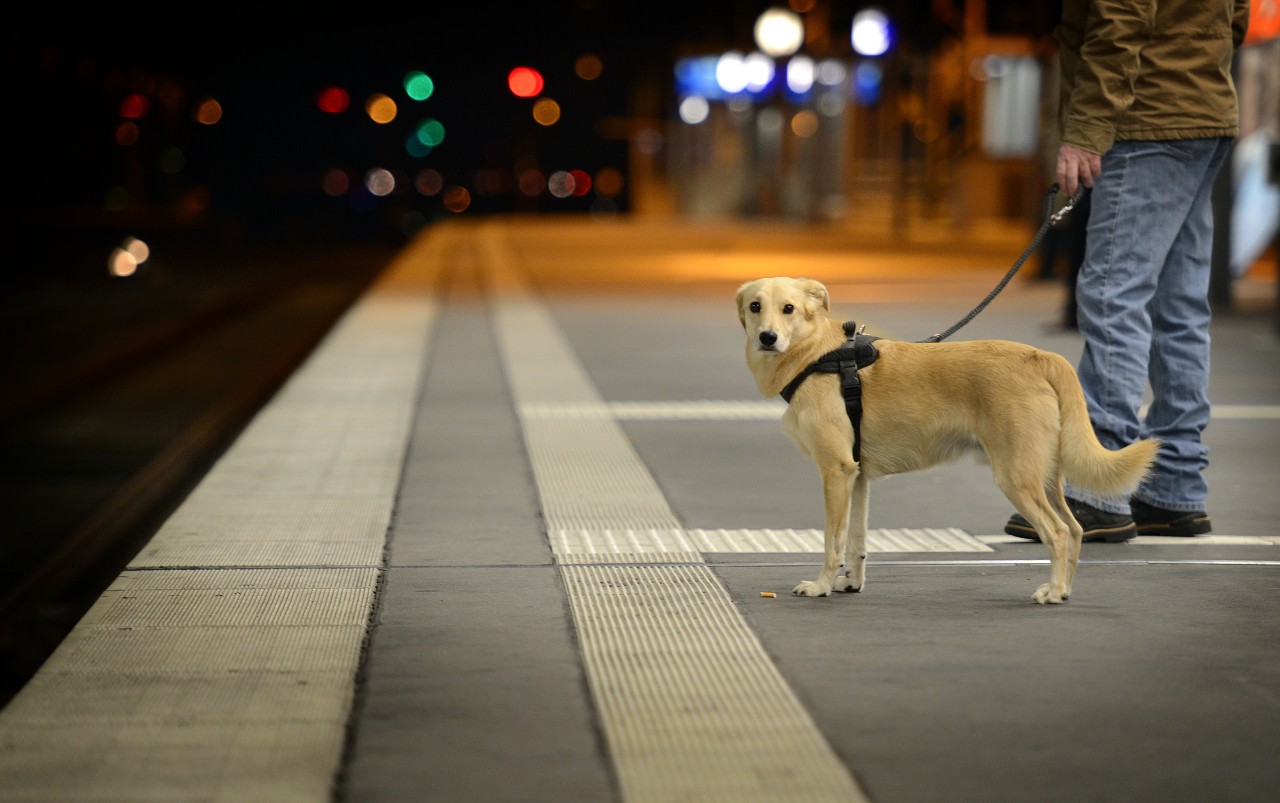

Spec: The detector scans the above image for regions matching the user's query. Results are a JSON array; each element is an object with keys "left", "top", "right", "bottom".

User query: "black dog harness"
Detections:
[{"left": 778, "top": 321, "right": 880, "bottom": 462}]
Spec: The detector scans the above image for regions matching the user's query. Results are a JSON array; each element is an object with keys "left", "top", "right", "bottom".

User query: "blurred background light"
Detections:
[
  {"left": 790, "top": 109, "right": 819, "bottom": 137},
  {"left": 415, "top": 118, "right": 446, "bottom": 147},
  {"left": 508, "top": 66, "right": 544, "bottom": 98},
  {"left": 715, "top": 51, "right": 749, "bottom": 94},
  {"left": 678, "top": 95, "right": 710, "bottom": 125},
  {"left": 405, "top": 133, "right": 432, "bottom": 158},
  {"left": 853, "top": 60, "right": 883, "bottom": 104},
  {"left": 108, "top": 248, "right": 138, "bottom": 278},
  {"left": 316, "top": 86, "right": 350, "bottom": 113},
  {"left": 757, "top": 106, "right": 784, "bottom": 135},
  {"left": 322, "top": 168, "right": 351, "bottom": 196},
  {"left": 817, "top": 59, "right": 847, "bottom": 86},
  {"left": 365, "top": 94, "right": 397, "bottom": 124},
  {"left": 575, "top": 54, "right": 603, "bottom": 81},
  {"left": 851, "top": 8, "right": 892, "bottom": 57},
  {"left": 518, "top": 168, "right": 546, "bottom": 197},
  {"left": 364, "top": 167, "right": 396, "bottom": 196},
  {"left": 744, "top": 52, "right": 776, "bottom": 94},
  {"left": 753, "top": 7, "right": 804, "bottom": 57},
  {"left": 122, "top": 236, "right": 150, "bottom": 264},
  {"left": 194, "top": 97, "right": 222, "bottom": 124},
  {"left": 415, "top": 168, "right": 443, "bottom": 196},
  {"left": 675, "top": 56, "right": 723, "bottom": 100},
  {"left": 114, "top": 122, "right": 139, "bottom": 146},
  {"left": 404, "top": 71, "right": 435, "bottom": 101},
  {"left": 594, "top": 167, "right": 623, "bottom": 197},
  {"left": 569, "top": 169, "right": 591, "bottom": 196},
  {"left": 443, "top": 186, "right": 471, "bottom": 212},
  {"left": 547, "top": 170, "right": 575, "bottom": 198},
  {"left": 786, "top": 55, "right": 814, "bottom": 94},
  {"left": 532, "top": 98, "right": 561, "bottom": 126},
  {"left": 119, "top": 92, "right": 149, "bottom": 119}
]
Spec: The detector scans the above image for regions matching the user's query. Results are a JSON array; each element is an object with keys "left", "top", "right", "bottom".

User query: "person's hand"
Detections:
[{"left": 1057, "top": 143, "right": 1102, "bottom": 196}]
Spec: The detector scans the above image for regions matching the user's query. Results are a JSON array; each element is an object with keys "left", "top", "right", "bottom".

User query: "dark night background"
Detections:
[{"left": 6, "top": 2, "right": 1059, "bottom": 252}]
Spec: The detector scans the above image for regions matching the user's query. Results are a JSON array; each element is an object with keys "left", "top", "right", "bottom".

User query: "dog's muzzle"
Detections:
[{"left": 758, "top": 331, "right": 778, "bottom": 351}]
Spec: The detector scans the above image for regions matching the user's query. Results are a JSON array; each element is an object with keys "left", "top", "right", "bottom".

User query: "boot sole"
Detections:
[
  {"left": 1135, "top": 516, "right": 1212, "bottom": 537},
  {"left": 1004, "top": 522, "right": 1137, "bottom": 543}
]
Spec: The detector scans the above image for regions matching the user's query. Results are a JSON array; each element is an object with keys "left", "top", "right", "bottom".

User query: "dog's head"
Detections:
[{"left": 735, "top": 277, "right": 830, "bottom": 354}]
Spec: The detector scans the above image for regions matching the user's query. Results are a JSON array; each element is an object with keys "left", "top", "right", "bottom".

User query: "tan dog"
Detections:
[{"left": 736, "top": 277, "right": 1158, "bottom": 604}]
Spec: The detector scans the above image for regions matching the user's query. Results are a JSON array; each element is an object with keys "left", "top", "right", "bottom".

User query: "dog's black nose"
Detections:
[{"left": 759, "top": 331, "right": 778, "bottom": 347}]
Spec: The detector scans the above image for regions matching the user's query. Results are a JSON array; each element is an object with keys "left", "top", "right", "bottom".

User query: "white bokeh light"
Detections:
[
  {"left": 753, "top": 7, "right": 804, "bottom": 57},
  {"left": 715, "top": 51, "right": 749, "bottom": 94},
  {"left": 851, "top": 9, "right": 892, "bottom": 57},
  {"left": 365, "top": 168, "right": 396, "bottom": 197},
  {"left": 786, "top": 55, "right": 815, "bottom": 94},
  {"left": 679, "top": 95, "right": 710, "bottom": 125},
  {"left": 744, "top": 52, "right": 775, "bottom": 93}
]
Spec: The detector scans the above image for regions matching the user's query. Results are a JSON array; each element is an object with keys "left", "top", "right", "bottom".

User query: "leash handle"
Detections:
[{"left": 920, "top": 184, "right": 1090, "bottom": 344}]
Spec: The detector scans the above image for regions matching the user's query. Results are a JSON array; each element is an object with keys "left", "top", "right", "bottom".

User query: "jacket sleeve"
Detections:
[
  {"left": 1061, "top": 0, "right": 1153, "bottom": 155},
  {"left": 1233, "top": 0, "right": 1250, "bottom": 48}
]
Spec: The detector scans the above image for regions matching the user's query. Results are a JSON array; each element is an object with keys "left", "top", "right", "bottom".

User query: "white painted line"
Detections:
[
  {"left": 688, "top": 527, "right": 992, "bottom": 553},
  {"left": 523, "top": 400, "right": 1280, "bottom": 422},
  {"left": 979, "top": 534, "right": 1280, "bottom": 546},
  {"left": 1208, "top": 404, "right": 1280, "bottom": 420},
  {"left": 486, "top": 230, "right": 868, "bottom": 803}
]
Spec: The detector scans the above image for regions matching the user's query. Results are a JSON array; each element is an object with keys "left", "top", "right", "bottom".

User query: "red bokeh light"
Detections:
[
  {"left": 119, "top": 92, "right": 149, "bottom": 119},
  {"left": 569, "top": 169, "right": 592, "bottom": 196},
  {"left": 507, "top": 67, "right": 544, "bottom": 98},
  {"left": 317, "top": 86, "right": 350, "bottom": 113}
]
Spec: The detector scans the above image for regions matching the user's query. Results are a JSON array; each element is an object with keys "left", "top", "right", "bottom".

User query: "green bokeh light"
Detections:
[{"left": 404, "top": 71, "right": 435, "bottom": 101}]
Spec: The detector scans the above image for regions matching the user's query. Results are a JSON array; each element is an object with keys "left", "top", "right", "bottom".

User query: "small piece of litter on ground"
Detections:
[{"left": 760, "top": 591, "right": 776, "bottom": 598}]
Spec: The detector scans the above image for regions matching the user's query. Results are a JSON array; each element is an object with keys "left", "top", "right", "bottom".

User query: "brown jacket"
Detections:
[{"left": 1056, "top": 0, "right": 1251, "bottom": 154}]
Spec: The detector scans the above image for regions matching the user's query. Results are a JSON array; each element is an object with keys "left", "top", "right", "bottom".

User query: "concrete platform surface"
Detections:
[{"left": 1, "top": 217, "right": 1277, "bottom": 803}]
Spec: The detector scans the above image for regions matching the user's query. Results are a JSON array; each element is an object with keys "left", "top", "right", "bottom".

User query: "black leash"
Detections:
[{"left": 919, "top": 184, "right": 1089, "bottom": 343}]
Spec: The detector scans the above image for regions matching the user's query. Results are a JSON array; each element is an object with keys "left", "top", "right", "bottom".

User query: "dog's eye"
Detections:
[
  {"left": 783, "top": 304, "right": 794, "bottom": 314},
  {"left": 749, "top": 301, "right": 761, "bottom": 313}
]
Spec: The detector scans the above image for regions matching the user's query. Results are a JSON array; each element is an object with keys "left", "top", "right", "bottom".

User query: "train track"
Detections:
[{"left": 0, "top": 242, "right": 394, "bottom": 704}]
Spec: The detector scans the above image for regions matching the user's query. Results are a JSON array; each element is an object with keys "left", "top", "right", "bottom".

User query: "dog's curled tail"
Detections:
[{"left": 1047, "top": 353, "right": 1159, "bottom": 497}]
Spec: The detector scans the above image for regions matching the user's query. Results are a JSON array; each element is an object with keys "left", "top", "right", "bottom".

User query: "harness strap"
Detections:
[{"left": 779, "top": 321, "right": 880, "bottom": 462}]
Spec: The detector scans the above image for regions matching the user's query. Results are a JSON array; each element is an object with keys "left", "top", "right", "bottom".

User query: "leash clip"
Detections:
[
  {"left": 1048, "top": 201, "right": 1075, "bottom": 226},
  {"left": 1048, "top": 185, "right": 1088, "bottom": 226}
]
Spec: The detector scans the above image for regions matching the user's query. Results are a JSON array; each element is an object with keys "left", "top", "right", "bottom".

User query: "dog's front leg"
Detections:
[
  {"left": 834, "top": 471, "right": 868, "bottom": 593},
  {"left": 794, "top": 461, "right": 856, "bottom": 597}
]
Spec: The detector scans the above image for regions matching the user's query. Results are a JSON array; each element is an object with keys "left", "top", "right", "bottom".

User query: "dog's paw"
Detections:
[
  {"left": 792, "top": 580, "right": 831, "bottom": 597},
  {"left": 1032, "top": 583, "right": 1066, "bottom": 605},
  {"left": 833, "top": 575, "right": 863, "bottom": 593}
]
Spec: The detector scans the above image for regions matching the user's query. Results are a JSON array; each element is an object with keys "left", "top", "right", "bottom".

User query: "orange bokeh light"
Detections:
[{"left": 194, "top": 97, "right": 222, "bottom": 125}]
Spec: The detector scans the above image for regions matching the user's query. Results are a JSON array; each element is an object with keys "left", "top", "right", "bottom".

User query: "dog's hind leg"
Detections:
[
  {"left": 793, "top": 458, "right": 857, "bottom": 597},
  {"left": 994, "top": 465, "right": 1073, "bottom": 604},
  {"left": 834, "top": 471, "right": 869, "bottom": 593},
  {"left": 1049, "top": 477, "right": 1084, "bottom": 596}
]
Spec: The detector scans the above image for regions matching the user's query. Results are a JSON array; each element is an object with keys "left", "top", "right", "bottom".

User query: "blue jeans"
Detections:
[{"left": 1067, "top": 137, "right": 1232, "bottom": 514}]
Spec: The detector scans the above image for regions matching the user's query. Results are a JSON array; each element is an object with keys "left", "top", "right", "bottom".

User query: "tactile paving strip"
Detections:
[
  {"left": 486, "top": 236, "right": 868, "bottom": 802},
  {"left": 0, "top": 238, "right": 445, "bottom": 801},
  {"left": 560, "top": 561, "right": 865, "bottom": 801}
]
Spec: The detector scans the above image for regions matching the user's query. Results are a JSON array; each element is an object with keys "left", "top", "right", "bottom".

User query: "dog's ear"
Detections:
[
  {"left": 735, "top": 280, "right": 758, "bottom": 327},
  {"left": 800, "top": 278, "right": 829, "bottom": 312}
]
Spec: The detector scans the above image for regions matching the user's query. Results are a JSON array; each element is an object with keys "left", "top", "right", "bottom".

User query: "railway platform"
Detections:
[{"left": 1, "top": 217, "right": 1277, "bottom": 802}]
